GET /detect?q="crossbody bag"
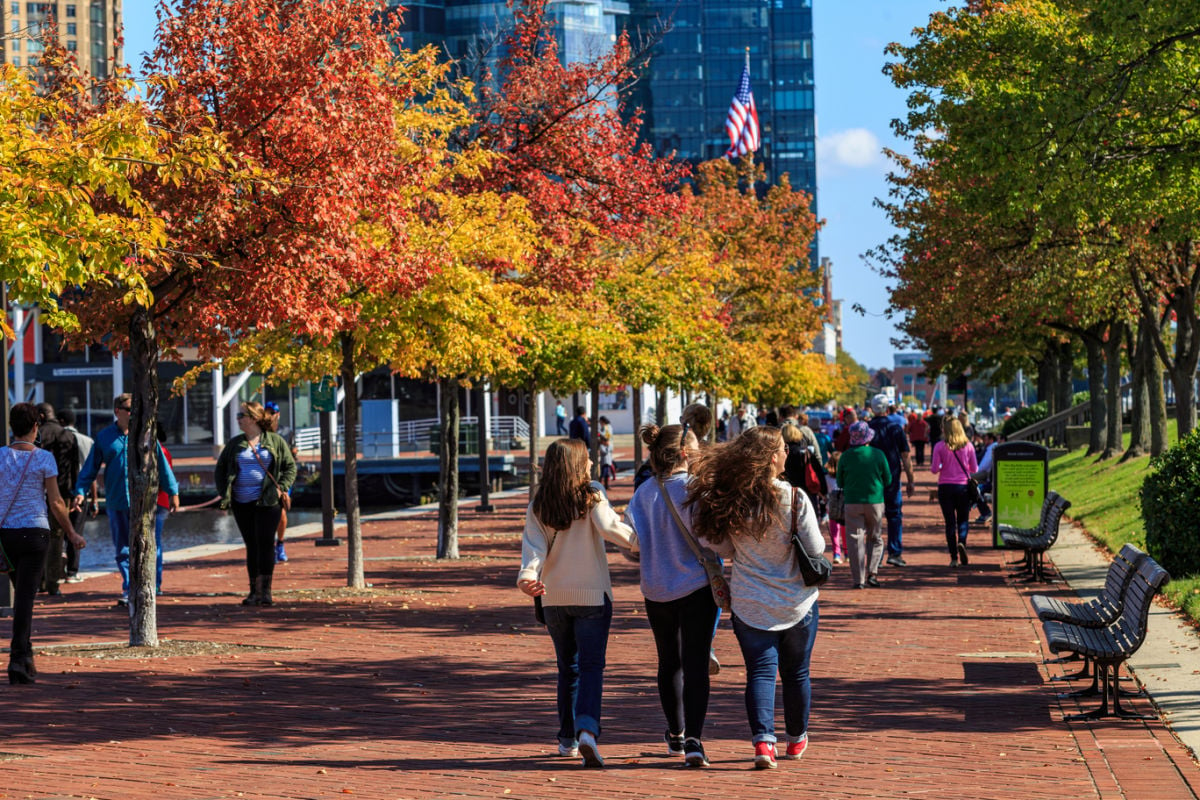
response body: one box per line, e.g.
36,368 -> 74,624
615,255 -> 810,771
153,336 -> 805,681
655,476 -> 731,612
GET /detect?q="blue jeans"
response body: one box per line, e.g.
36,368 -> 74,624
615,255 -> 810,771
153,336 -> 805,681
884,483 -> 904,557
733,604 -> 819,744
543,596 -> 612,747
108,507 -> 131,596
153,506 -> 168,591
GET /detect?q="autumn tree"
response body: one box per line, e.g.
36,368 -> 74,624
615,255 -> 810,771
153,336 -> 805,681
62,0 -> 444,639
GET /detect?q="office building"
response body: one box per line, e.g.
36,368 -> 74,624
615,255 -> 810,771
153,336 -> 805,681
2,0 -> 122,76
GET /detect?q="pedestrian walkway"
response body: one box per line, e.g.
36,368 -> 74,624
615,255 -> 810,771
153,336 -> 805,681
4,471 -> 1199,799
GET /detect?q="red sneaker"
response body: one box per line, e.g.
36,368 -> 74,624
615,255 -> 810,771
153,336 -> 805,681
782,736 -> 809,760
754,741 -> 777,770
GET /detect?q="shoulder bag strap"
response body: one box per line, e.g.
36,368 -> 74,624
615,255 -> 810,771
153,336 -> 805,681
655,476 -> 714,568
950,445 -> 970,476
249,437 -> 283,494
1,447 -> 37,528
791,485 -> 800,537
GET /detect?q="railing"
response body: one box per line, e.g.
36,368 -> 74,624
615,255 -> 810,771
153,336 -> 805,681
1007,402 -> 1091,447
294,415 -> 529,455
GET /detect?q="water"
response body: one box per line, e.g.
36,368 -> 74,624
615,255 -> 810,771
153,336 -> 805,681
75,508 -> 324,573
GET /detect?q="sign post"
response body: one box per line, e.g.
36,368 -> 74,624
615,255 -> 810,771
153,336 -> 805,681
989,441 -> 1049,548
311,378 -> 341,547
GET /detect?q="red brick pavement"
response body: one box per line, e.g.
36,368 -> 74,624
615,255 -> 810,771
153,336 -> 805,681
3,470 -> 1198,800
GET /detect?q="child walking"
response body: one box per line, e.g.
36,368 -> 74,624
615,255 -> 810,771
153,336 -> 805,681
824,451 -> 846,564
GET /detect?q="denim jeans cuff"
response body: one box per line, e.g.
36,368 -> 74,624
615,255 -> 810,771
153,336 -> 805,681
575,716 -> 600,739
785,732 -> 808,744
752,733 -> 777,745
559,735 -> 578,749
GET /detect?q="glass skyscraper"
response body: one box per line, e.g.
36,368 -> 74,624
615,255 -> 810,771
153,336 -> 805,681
624,0 -> 816,198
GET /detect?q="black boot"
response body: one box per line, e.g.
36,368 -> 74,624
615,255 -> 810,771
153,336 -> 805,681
8,656 -> 36,685
242,575 -> 258,606
257,574 -> 273,607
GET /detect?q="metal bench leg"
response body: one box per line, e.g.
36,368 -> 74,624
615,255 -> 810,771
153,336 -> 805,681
1065,664 -> 1112,720
1107,663 -> 1154,720
1050,655 -> 1091,682
1058,665 -> 1102,698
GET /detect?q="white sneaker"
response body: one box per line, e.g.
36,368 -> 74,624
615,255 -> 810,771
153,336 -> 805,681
557,742 -> 579,757
578,731 -> 604,768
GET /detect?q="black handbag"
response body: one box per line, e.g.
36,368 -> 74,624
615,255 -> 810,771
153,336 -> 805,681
791,487 -> 832,587
951,448 -> 982,502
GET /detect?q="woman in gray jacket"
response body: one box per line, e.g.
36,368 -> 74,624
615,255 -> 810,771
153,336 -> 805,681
686,426 -> 824,770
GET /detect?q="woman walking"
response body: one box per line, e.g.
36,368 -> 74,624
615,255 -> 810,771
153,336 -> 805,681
215,401 -> 297,606
624,423 -> 715,767
836,422 -> 891,590
930,417 -> 979,567
686,427 -> 825,769
2,403 -> 86,684
517,438 -> 637,768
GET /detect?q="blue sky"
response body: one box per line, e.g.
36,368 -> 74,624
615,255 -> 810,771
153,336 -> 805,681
118,1 -> 946,372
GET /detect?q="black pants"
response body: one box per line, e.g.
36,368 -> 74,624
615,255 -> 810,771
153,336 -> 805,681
1,527 -> 50,660
231,502 -> 283,582
65,507 -> 86,575
913,441 -> 926,466
937,484 -> 972,558
643,585 -> 719,740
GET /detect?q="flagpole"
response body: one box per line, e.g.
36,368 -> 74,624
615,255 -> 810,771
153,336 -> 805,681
745,46 -> 750,73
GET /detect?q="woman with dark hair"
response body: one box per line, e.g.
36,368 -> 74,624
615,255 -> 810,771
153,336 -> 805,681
215,401 -> 296,607
517,439 -> 636,768
2,402 -> 86,684
623,423 -> 714,767
686,427 -> 824,769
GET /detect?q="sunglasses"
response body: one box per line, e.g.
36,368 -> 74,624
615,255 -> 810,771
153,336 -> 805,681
236,412 -> 249,419
115,406 -> 132,412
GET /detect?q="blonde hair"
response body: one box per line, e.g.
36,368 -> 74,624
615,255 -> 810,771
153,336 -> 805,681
943,417 -> 970,450
240,402 -> 276,433
781,423 -> 804,444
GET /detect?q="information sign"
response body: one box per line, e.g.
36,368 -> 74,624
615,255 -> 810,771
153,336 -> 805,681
310,377 -> 338,413
990,442 -> 1048,548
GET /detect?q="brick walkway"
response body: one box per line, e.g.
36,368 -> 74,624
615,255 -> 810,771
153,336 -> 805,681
4,469 -> 1198,800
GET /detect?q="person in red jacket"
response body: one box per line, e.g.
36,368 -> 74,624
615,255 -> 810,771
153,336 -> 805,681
907,412 -> 929,467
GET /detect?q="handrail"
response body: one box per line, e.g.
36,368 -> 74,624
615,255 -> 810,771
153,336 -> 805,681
1007,401 -> 1091,447
293,415 -> 530,455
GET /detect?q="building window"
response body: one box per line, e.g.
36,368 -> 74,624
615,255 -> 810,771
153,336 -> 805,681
67,22 -> 76,35
66,3 -> 76,16
10,55 -> 18,65
66,39 -> 76,50
9,2 -> 16,14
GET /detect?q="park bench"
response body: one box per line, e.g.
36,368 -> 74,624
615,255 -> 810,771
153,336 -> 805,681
1042,555 -> 1170,720
1000,491 -> 1071,582
1031,543 -> 1150,684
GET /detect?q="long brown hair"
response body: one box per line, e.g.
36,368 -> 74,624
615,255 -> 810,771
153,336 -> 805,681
641,423 -> 695,478
532,438 -> 600,530
685,426 -> 783,545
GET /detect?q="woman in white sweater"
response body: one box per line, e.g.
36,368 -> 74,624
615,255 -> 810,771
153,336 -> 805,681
518,438 -> 637,769
686,426 -> 824,770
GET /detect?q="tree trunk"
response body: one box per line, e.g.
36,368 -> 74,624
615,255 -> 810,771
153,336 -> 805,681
631,385 -> 643,469
1123,319 -> 1149,461
339,333 -> 364,587
1100,323 -> 1124,460
1055,338 -> 1074,414
1037,345 -> 1056,411
589,379 -> 601,480
656,386 -> 667,426
528,379 -> 540,495
127,306 -> 159,647
437,377 -> 460,559
1147,318 -> 1169,456
1082,329 -> 1106,455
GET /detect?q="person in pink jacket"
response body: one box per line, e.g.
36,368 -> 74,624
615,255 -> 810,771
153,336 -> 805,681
929,417 -> 978,567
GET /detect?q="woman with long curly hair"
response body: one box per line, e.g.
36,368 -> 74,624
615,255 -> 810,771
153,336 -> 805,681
517,438 -> 636,769
685,426 -> 824,769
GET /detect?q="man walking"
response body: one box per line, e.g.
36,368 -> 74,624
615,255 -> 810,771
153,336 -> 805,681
71,394 -> 180,607
58,408 -> 95,582
568,406 -> 591,449
555,401 -> 568,436
867,394 -> 915,569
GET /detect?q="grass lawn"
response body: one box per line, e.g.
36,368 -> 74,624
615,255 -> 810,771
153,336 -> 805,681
1050,423 -> 1200,625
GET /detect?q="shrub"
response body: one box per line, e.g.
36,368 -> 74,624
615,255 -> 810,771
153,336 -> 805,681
1140,429 -> 1200,579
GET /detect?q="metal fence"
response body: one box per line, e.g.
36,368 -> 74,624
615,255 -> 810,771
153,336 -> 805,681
294,415 -> 530,455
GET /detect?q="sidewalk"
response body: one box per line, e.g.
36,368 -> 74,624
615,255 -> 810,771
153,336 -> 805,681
4,470 -> 1199,799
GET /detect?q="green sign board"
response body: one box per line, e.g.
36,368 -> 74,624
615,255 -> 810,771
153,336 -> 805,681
310,377 -> 338,413
991,442 -> 1049,547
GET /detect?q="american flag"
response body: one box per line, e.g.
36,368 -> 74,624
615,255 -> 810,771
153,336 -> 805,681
725,60 -> 760,158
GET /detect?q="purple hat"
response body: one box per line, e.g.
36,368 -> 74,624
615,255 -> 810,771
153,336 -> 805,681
848,421 -> 874,446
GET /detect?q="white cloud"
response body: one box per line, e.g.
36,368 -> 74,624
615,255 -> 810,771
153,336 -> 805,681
818,128 -> 883,169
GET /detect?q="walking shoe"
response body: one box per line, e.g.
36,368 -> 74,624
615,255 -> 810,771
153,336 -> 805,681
665,730 -> 685,756
275,541 -> 288,563
708,648 -> 721,676
115,596 -> 129,608
684,738 -> 709,767
578,731 -> 604,768
65,573 -> 84,584
557,742 -> 579,758
866,575 -> 881,588
852,582 -> 864,589
754,741 -> 777,770
950,559 -> 960,568
974,513 -> 992,526
781,736 -> 809,760
957,541 -> 970,566
886,556 -> 907,567
833,555 -> 843,564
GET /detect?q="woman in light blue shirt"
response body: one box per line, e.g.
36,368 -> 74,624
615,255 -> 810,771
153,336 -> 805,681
624,422 -> 714,767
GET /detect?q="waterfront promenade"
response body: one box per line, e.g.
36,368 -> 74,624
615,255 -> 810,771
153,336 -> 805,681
4,469 -> 1199,800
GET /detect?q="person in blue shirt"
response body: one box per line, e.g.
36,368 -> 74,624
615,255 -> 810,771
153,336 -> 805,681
568,406 -> 591,449
71,394 -> 180,608
971,432 -> 1001,525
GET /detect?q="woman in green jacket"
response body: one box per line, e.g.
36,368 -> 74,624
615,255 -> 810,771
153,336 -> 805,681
215,402 -> 297,606
835,422 -> 892,590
